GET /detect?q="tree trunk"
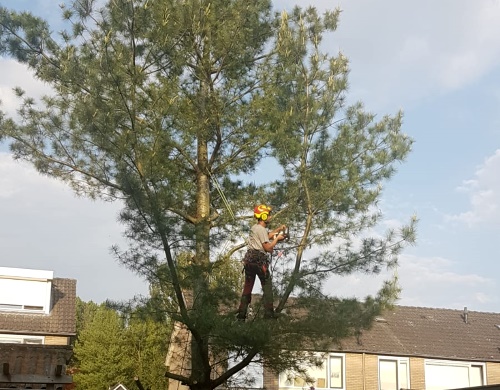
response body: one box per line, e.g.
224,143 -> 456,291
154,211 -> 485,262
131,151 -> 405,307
190,67 -> 212,383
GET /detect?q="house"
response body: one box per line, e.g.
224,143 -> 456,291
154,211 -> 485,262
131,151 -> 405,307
0,266 -> 76,389
167,304 -> 500,390
110,384 -> 129,390
270,305 -> 500,390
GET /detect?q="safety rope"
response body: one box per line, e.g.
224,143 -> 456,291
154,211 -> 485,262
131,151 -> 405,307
208,169 -> 245,260
208,170 -> 236,220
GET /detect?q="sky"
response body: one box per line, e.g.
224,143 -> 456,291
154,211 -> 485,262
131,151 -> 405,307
1,0 -> 500,312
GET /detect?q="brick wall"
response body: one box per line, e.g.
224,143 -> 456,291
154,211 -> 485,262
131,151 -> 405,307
265,353 -> 380,390
45,335 -> 70,345
345,353 -> 363,389
486,362 -> 500,385
255,353 -> 500,390
408,357 -> 425,390
363,354 -> 380,390
0,344 -> 73,387
263,366 -> 278,390
165,322 -> 191,390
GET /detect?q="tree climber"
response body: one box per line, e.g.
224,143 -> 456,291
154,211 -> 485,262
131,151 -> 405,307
236,204 -> 287,321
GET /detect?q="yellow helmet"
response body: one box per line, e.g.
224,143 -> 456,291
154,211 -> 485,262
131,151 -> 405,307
254,204 -> 272,221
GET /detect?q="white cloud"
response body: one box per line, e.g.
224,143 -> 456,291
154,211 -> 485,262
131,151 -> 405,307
325,253 -> 498,311
0,153 -> 62,197
274,0 -> 500,110
4,1 -> 500,115
396,254 -> 497,310
0,153 -> 149,303
399,255 -> 489,288
448,149 -> 500,227
0,59 -> 52,117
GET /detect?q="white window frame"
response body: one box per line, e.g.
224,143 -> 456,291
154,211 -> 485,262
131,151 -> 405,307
329,354 -> 344,389
0,334 -> 45,344
424,359 -> 486,390
279,353 -> 346,390
0,268 -> 53,314
378,356 -> 410,390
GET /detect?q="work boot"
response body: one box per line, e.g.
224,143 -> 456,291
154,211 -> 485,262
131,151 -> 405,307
264,309 -> 279,320
236,312 -> 246,322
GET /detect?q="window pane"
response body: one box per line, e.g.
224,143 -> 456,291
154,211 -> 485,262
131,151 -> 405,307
330,356 -> 343,388
0,279 -> 50,312
399,361 -> 409,389
279,372 -> 294,387
279,356 -> 329,389
470,365 -> 483,387
308,359 -> 327,388
23,338 -> 43,344
294,377 -> 306,387
380,360 -> 397,390
227,353 -> 263,388
0,334 -> 43,344
425,363 -> 469,390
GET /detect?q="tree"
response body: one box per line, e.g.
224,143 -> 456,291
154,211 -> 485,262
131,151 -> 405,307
72,300 -> 170,390
125,316 -> 171,390
0,1 -> 415,390
73,303 -> 134,389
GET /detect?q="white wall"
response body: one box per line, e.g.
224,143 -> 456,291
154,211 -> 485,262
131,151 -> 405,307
0,267 -> 53,314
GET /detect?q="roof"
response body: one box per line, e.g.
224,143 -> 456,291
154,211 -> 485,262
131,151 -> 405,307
335,305 -> 500,362
0,278 -> 76,336
111,384 -> 129,390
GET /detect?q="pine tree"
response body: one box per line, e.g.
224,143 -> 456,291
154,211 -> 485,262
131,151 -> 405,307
0,2 -> 416,390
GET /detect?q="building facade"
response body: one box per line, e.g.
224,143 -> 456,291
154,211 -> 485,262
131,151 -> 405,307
265,306 -> 500,390
167,304 -> 500,390
0,267 -> 76,389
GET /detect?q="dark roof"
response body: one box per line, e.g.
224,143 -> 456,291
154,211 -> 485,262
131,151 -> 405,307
335,305 -> 500,362
0,278 -> 76,336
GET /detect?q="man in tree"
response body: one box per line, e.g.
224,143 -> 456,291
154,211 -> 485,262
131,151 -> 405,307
0,1 -> 417,389
237,204 -> 287,321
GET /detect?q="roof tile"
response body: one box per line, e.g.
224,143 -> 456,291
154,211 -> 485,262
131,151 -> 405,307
336,306 -> 500,361
0,278 -> 76,336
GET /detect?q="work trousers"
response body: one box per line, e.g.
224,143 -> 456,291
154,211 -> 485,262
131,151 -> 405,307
237,250 -> 274,319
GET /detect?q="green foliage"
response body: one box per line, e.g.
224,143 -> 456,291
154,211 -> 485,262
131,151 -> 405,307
74,304 -> 134,389
75,297 -> 99,335
0,1 -> 416,390
73,300 -> 169,390
126,317 -> 171,390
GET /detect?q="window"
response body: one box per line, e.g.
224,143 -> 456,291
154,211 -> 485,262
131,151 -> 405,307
0,334 -> 44,344
425,360 -> 485,390
379,357 -> 409,390
279,354 -> 345,390
226,353 -> 263,388
469,365 -> 484,387
0,268 -> 53,314
329,355 -> 343,388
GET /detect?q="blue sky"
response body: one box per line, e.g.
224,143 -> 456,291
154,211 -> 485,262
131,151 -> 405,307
1,0 -> 500,312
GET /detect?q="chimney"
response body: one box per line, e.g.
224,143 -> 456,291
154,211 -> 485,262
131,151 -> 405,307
463,306 -> 468,324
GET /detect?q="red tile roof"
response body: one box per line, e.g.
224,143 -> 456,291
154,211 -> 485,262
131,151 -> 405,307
0,278 -> 76,336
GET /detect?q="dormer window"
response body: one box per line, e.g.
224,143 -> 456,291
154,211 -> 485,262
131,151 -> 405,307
0,267 -> 53,314
0,334 -> 44,344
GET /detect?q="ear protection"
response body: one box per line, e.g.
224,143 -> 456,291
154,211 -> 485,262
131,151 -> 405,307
254,204 -> 272,221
